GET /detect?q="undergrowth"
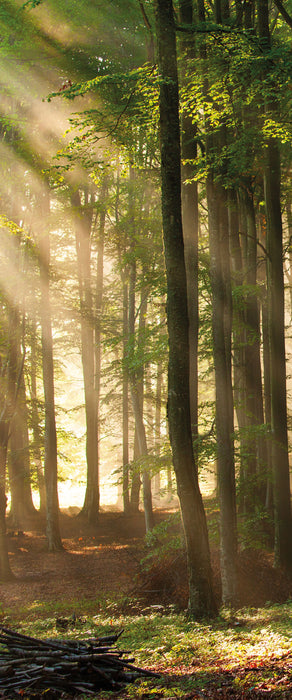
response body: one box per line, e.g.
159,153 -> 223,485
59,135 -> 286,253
3,599 -> 292,698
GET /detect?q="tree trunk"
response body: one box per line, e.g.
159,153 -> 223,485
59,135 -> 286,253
29,319 -> 46,513
179,0 -> 199,450
257,0 -> 292,570
39,189 -> 62,552
9,375 -> 36,529
129,282 -> 154,531
0,439 -> 13,580
265,140 -> 292,569
154,361 -> 163,500
128,242 -> 141,513
207,170 -> 237,606
229,189 -> 246,512
122,281 -> 130,513
94,179 -> 107,514
72,189 -> 99,525
114,165 -> 131,513
0,302 -> 22,580
155,0 -> 217,617
241,188 -> 267,511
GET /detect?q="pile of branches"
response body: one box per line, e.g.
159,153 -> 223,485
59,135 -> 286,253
0,625 -> 158,697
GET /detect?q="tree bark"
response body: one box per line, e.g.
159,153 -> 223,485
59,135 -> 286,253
207,171 -> 237,606
72,189 -> 99,525
257,0 -> 292,570
122,281 -> 130,512
9,375 -> 36,529
265,140 -> 292,569
94,178 -> 107,516
0,439 -> 13,580
155,0 -> 217,617
179,0 -> 199,451
240,188 -> 267,512
154,361 -> 163,500
29,319 -> 46,513
39,189 -> 63,552
128,237 -> 141,513
129,280 -> 154,531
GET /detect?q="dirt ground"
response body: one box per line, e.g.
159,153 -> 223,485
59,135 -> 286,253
1,510 -> 147,617
1,508 -> 292,619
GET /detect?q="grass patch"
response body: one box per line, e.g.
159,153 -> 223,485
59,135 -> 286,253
3,599 -> 292,698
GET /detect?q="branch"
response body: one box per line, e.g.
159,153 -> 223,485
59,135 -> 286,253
138,1 -> 155,62
273,0 -> 292,29
138,1 -> 152,32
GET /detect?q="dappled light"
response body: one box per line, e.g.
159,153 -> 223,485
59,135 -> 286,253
0,0 -> 292,697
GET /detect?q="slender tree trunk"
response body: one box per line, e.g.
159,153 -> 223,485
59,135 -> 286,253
122,281 -> 130,512
207,169 -> 237,606
39,189 -> 62,552
0,303 -> 22,579
265,141 -> 292,569
72,189 -> 99,525
9,387 -> 35,528
0,438 -> 13,580
179,0 -> 199,450
94,179 -> 107,515
155,0 -> 217,617
114,165 -> 131,513
229,189 -> 246,511
241,189 -> 267,510
29,320 -> 46,513
128,244 -> 141,512
129,285 -> 154,531
258,0 -> 292,570
154,361 -> 163,500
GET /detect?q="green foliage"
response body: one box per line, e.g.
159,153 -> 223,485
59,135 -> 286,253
23,0 -> 42,7
142,511 -> 183,568
179,30 -> 292,191
6,602 -> 292,699
50,64 -> 160,170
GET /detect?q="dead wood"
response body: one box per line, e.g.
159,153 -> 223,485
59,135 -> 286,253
0,625 -> 159,696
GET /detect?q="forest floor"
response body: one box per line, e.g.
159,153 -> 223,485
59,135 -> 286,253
1,507 -> 292,699
2,506 -> 292,616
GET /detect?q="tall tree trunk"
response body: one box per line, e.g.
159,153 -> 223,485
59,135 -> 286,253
154,361 -> 163,500
229,189 -> 246,512
114,164 -> 131,513
94,179 -> 107,515
155,0 -> 217,617
39,189 -> 62,552
129,282 -> 154,531
265,141 -> 292,569
72,189 -> 99,525
128,243 -> 141,512
258,0 -> 292,570
179,0 -> 199,450
0,302 -> 23,580
9,375 -> 36,529
0,438 -> 12,580
29,319 -> 46,513
207,169 -> 237,606
241,188 -> 267,511
122,281 -> 130,512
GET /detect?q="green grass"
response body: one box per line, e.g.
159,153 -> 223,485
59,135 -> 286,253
3,599 -> 292,698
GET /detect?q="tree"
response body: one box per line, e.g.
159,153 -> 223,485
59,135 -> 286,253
38,187 -> 63,552
154,0 -> 217,617
257,0 -> 292,570
71,186 -> 99,525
